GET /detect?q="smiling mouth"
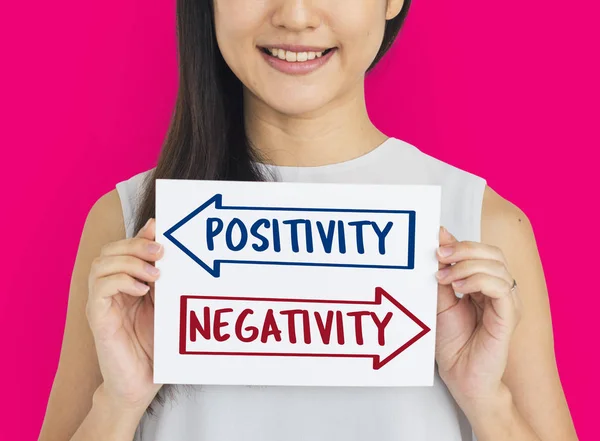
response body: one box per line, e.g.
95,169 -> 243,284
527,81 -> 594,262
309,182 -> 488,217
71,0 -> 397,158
259,46 -> 336,62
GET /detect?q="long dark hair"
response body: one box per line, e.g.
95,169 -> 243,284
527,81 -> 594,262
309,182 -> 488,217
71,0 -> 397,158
138,0 -> 412,414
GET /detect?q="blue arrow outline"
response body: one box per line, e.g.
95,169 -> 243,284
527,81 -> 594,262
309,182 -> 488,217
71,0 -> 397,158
163,194 -> 416,278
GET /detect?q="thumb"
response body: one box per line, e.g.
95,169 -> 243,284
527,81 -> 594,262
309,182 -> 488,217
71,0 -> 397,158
438,225 -> 458,251
136,218 -> 158,303
436,226 -> 459,315
136,218 -> 156,240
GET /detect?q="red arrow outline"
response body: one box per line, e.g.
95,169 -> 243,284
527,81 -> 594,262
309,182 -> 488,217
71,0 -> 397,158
179,287 -> 431,370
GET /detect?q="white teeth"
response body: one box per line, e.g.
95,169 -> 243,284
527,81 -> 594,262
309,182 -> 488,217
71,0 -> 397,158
264,47 -> 330,62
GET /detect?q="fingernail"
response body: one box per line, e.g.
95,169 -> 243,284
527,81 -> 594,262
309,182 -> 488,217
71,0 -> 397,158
441,226 -> 454,239
437,246 -> 454,257
148,242 -> 162,254
135,281 -> 150,292
436,268 -> 450,279
145,263 -> 160,276
452,279 -> 465,287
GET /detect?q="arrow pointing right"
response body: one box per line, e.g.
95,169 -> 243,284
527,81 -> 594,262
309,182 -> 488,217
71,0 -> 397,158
180,287 -> 431,370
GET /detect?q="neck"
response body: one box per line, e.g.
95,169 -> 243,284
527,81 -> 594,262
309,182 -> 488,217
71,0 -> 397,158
243,80 -> 389,167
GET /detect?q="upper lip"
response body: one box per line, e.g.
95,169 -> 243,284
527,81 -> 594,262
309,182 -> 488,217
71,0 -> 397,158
259,44 -> 334,52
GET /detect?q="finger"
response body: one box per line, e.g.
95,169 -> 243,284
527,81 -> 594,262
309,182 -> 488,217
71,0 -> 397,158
467,292 -> 486,320
99,237 -> 163,262
510,283 -> 523,324
449,273 -> 514,299
87,273 -> 152,329
91,254 -> 161,285
438,225 -> 458,250
148,281 -> 156,306
435,258 -> 513,287
437,226 -> 459,271
93,273 -> 151,300
437,240 -> 506,266
99,219 -> 162,260
453,273 -> 518,326
137,217 -> 156,239
437,226 -> 460,315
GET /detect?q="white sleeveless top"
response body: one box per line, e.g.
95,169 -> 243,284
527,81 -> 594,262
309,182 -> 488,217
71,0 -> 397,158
115,137 -> 486,441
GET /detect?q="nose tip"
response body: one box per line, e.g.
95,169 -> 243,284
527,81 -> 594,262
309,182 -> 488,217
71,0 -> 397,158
272,0 -> 321,31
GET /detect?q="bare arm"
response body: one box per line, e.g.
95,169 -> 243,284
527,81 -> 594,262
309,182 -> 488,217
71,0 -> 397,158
38,189 -> 143,440
69,384 -> 145,441
480,185 -> 578,440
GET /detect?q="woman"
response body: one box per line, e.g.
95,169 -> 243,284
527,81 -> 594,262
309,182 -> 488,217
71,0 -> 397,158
39,1 -> 578,440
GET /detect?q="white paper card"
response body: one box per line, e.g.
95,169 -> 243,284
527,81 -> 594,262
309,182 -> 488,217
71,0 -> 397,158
154,179 -> 441,387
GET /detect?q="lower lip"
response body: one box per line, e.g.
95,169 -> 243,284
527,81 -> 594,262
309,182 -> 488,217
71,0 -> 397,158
259,48 -> 337,75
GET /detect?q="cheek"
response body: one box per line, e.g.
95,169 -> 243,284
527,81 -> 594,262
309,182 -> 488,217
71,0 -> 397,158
338,28 -> 386,73
331,7 -> 387,68
213,1 -> 264,54
214,0 -> 269,76
213,21 -> 259,84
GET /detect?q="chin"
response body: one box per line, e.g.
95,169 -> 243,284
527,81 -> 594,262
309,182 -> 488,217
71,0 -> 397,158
263,93 -> 333,117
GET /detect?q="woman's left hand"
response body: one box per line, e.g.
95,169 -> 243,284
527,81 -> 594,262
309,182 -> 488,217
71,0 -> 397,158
434,226 -> 522,409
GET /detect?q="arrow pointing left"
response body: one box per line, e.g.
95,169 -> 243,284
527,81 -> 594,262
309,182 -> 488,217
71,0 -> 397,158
163,193 -> 416,277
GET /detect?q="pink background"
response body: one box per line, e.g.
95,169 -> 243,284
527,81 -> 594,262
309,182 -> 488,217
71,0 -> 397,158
1,1 -> 597,439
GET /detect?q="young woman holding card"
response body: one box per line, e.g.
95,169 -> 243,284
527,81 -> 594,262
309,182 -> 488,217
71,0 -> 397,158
39,1 -> 577,440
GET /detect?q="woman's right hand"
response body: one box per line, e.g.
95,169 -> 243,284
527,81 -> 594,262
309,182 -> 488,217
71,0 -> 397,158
86,217 -> 163,410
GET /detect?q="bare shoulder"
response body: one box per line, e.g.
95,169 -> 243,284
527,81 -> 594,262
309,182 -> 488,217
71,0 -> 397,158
86,188 -> 126,238
38,188 -> 126,440
481,185 -> 534,249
